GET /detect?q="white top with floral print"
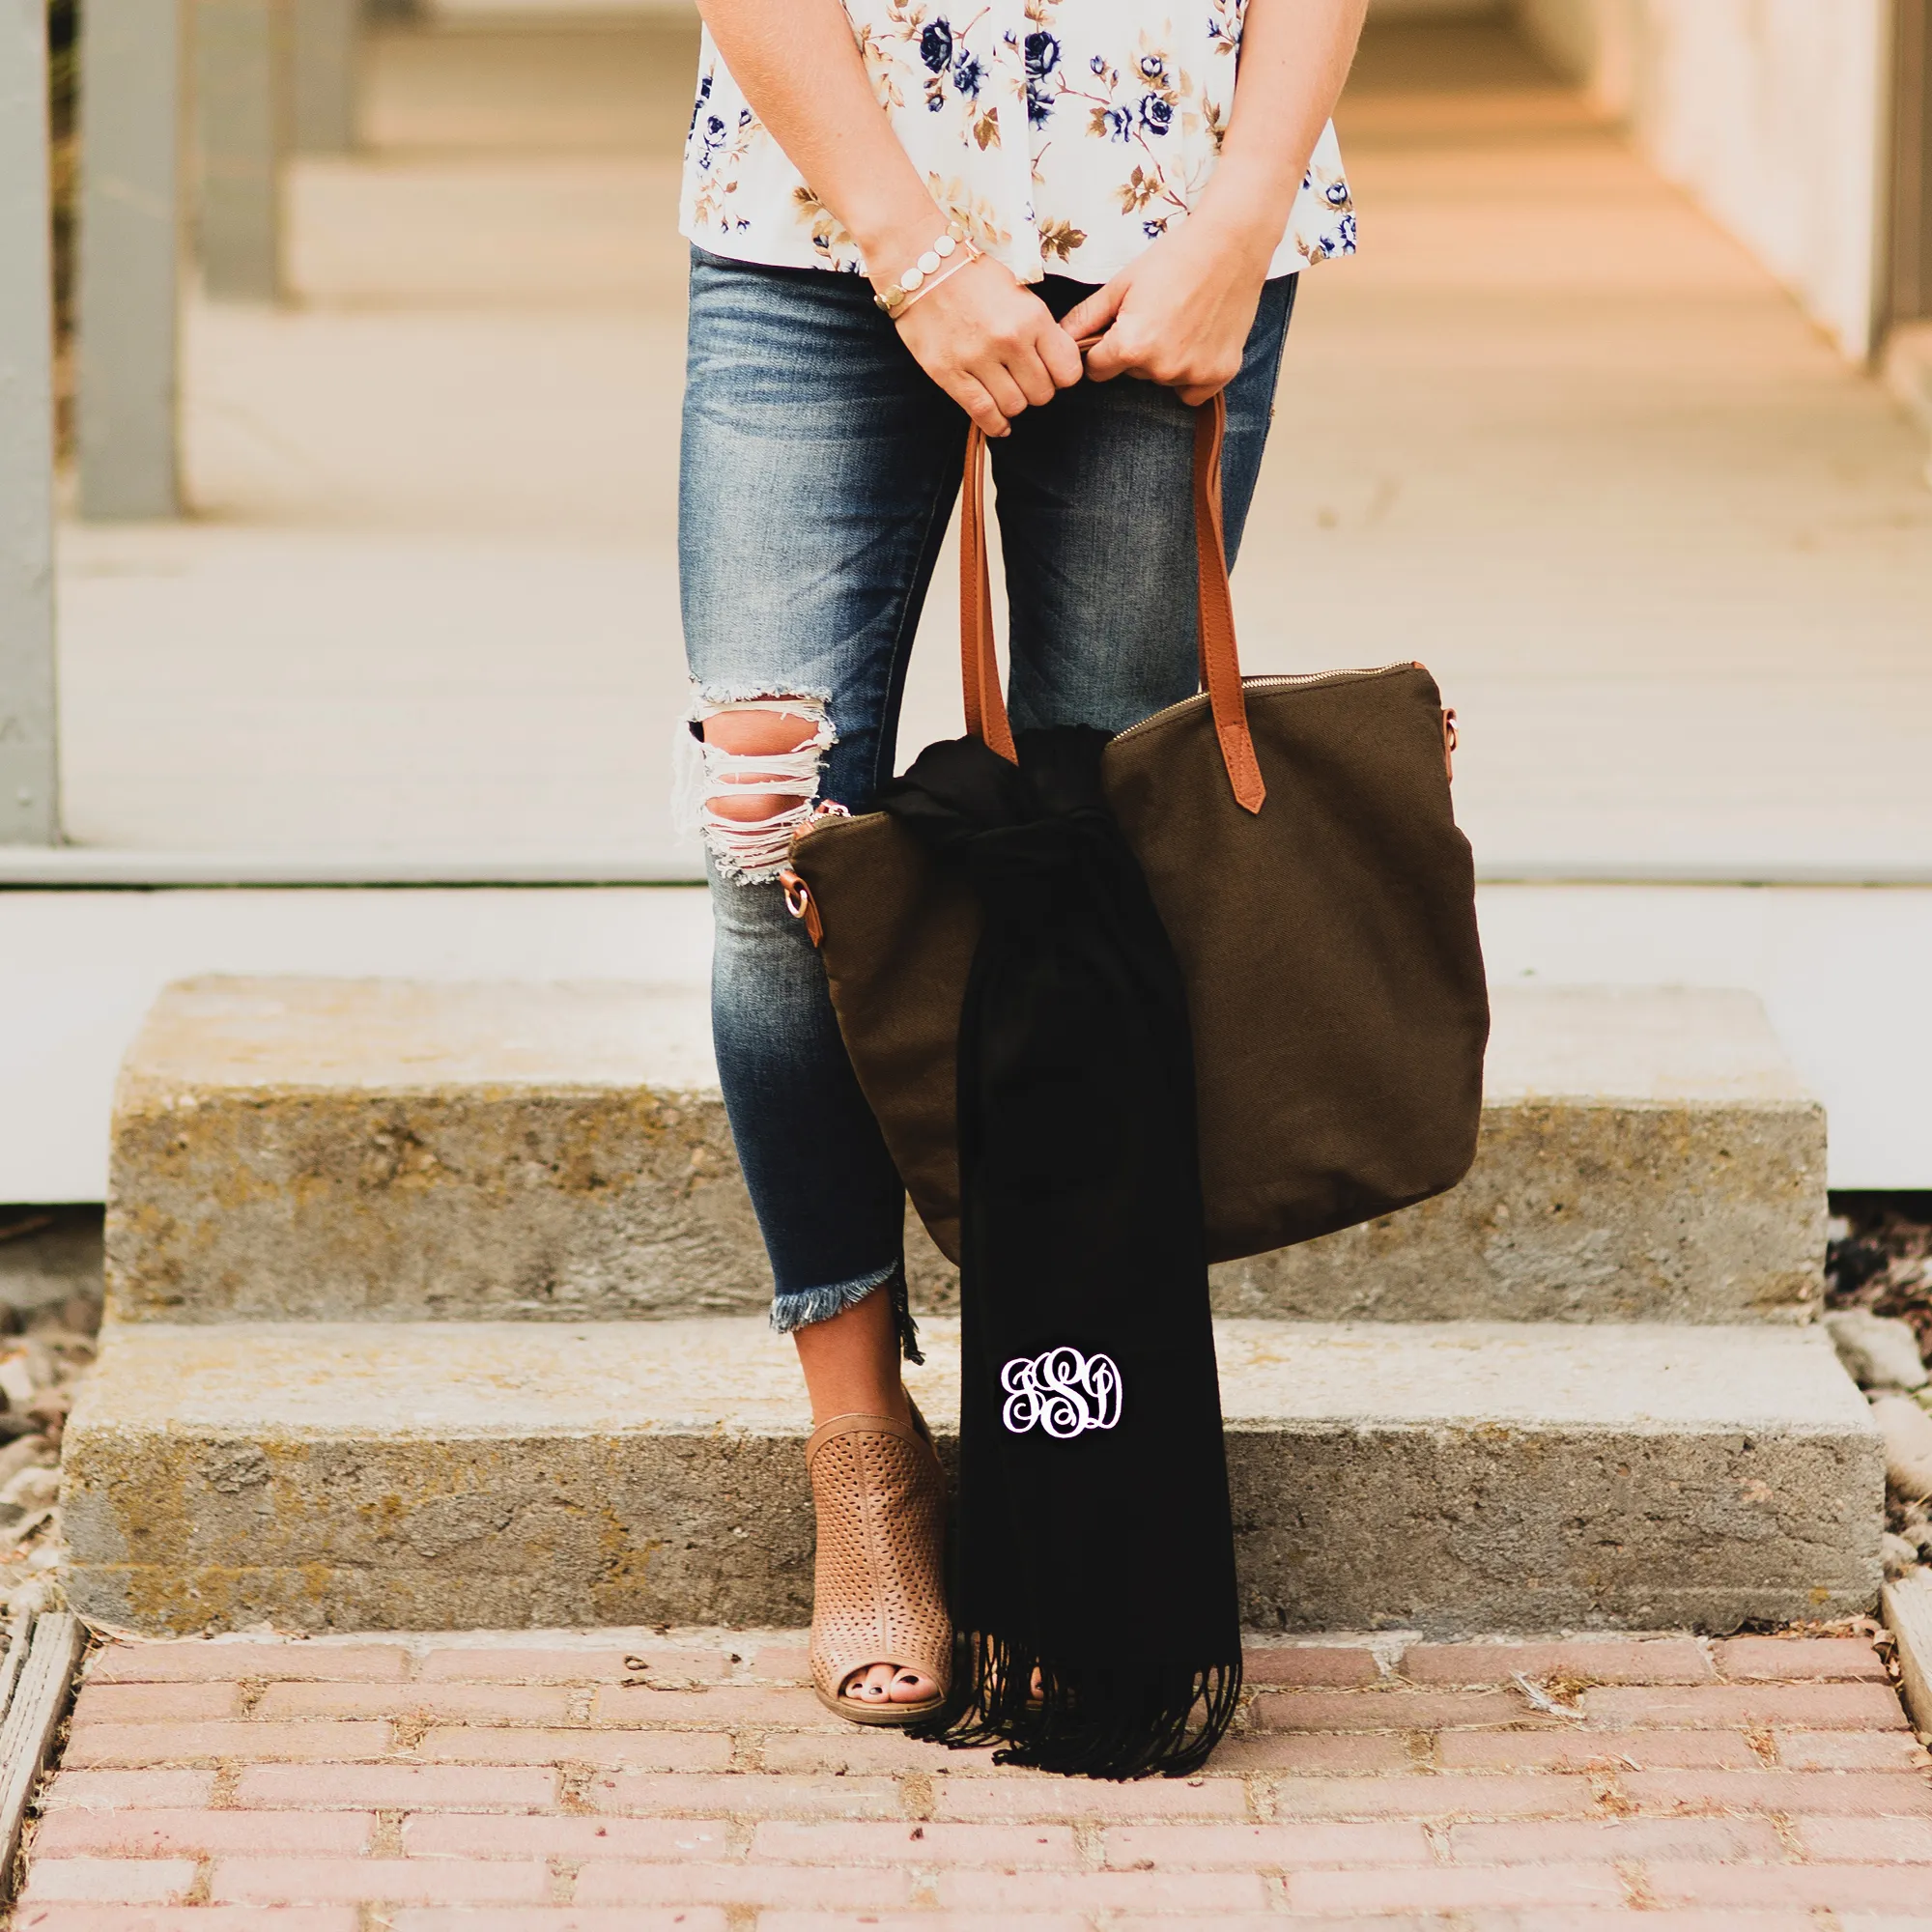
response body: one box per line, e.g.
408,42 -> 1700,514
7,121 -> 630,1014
679,2 -> 1355,286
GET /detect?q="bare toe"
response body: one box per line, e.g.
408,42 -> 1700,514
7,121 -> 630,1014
843,1662 -> 895,1702
887,1668 -> 934,1704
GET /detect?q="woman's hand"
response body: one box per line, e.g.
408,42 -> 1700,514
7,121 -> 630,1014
691,0 -> 1080,435
1062,210 -> 1274,406
894,254 -> 1085,437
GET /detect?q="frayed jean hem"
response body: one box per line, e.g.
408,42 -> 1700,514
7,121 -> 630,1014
770,1261 -> 922,1364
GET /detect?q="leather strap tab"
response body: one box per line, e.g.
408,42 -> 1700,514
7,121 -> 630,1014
1191,399 -> 1266,813
957,393 -> 1264,810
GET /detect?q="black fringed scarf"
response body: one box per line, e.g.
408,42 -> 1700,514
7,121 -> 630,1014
881,725 -> 1242,1779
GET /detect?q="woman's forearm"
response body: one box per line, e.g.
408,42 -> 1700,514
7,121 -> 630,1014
696,0 -> 947,276
1197,0 -> 1368,265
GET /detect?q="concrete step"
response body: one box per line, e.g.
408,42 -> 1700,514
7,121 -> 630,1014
108,978 -> 1825,1325
63,1316 -> 1878,1636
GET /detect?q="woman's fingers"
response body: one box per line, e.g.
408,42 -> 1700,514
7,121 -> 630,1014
1064,277 -> 1128,378
949,337 -> 1067,432
973,359 -> 1033,425
1061,277 -> 1126,346
1009,341 -> 1062,410
1037,318 -> 1086,389
894,257 -> 1090,422
1086,321 -> 1240,397
949,372 -> 1011,438
1081,326 -> 1138,383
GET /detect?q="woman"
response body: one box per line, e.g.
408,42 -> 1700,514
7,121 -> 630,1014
677,0 -> 1366,1729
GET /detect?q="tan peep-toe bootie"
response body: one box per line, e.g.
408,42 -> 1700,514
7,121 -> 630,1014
806,1406 -> 951,1725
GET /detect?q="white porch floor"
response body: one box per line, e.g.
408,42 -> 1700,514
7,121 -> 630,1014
41,16 -> 1932,878
9,15 -> 1932,1197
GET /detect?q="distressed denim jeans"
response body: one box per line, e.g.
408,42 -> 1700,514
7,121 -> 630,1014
679,245 -> 1296,1338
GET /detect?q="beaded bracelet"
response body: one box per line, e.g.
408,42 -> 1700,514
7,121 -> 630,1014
872,221 -> 971,314
890,242 -> 981,319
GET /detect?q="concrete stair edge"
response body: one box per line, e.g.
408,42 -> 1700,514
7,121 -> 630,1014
104,977 -> 1829,1326
63,1316 -> 1881,1638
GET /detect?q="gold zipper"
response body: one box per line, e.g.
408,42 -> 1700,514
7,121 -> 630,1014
782,799 -> 853,896
788,662 -> 1427,859
1108,660 -> 1422,747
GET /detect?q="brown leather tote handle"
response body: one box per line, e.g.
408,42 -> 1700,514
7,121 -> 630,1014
958,391 -> 1266,813
959,402 -> 1018,764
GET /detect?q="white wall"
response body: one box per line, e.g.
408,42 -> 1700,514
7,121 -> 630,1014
1514,0 -> 1892,361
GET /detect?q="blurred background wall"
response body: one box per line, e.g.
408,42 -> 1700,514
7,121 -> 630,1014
1377,0 -> 1897,359
1519,0 -> 1893,358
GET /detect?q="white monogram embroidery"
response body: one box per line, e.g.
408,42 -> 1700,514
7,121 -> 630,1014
1000,1347 -> 1123,1439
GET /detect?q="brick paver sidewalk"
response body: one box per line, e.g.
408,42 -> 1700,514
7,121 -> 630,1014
11,1628 -> 1932,1928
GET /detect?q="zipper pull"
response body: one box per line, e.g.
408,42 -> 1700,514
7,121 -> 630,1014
1442,708 -> 1458,783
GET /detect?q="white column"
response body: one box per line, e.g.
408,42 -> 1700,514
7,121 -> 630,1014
196,0 -> 288,301
76,0 -> 184,520
1891,0 -> 1932,324
0,0 -> 60,841
292,0 -> 357,155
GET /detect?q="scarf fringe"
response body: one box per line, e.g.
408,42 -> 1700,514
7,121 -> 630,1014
913,1630 -> 1243,1780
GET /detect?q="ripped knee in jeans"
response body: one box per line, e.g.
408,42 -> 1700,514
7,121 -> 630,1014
674,691 -> 837,884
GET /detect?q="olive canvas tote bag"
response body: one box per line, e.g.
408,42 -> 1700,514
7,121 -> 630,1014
781,396 -> 1489,1267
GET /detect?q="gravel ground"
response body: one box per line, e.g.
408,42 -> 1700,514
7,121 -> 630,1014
1829,1193 -> 1932,1351
1826,1195 -> 1932,1580
0,1208 -> 102,1625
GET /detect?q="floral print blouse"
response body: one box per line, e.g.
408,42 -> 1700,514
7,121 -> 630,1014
679,1 -> 1355,286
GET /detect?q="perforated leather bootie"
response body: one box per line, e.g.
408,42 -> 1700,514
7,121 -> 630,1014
805,1405 -> 951,1725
